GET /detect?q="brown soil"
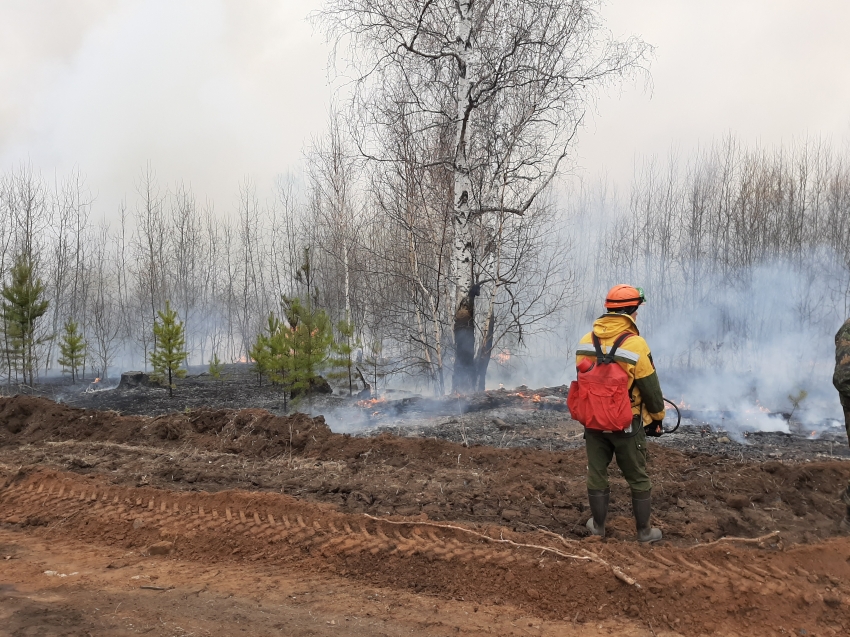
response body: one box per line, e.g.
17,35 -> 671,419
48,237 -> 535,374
2,395 -> 850,636
2,395 -> 848,544
0,528 -> 653,637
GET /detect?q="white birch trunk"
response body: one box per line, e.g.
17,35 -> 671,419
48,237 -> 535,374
451,0 -> 476,393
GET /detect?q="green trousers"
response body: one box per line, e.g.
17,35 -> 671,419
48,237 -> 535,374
585,422 -> 651,494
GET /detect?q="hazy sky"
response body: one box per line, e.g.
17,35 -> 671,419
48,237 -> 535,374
1,0 -> 849,219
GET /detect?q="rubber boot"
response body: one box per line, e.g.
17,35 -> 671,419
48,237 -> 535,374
632,491 -> 662,543
585,489 -> 609,537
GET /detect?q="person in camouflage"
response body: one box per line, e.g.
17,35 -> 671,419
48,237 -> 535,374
833,318 -> 850,531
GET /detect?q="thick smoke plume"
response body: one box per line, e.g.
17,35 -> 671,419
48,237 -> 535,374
551,138 -> 850,435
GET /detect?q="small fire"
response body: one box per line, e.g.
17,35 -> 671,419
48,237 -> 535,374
513,391 -> 542,402
84,377 -> 103,394
356,397 -> 387,409
496,350 -> 511,364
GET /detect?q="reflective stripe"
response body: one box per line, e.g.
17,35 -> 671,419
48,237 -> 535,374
576,344 -> 640,364
615,348 -> 640,363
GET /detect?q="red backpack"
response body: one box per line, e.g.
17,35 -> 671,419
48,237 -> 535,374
567,333 -> 634,432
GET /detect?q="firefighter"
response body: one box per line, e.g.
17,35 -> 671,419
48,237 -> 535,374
576,284 -> 666,543
833,317 -> 850,531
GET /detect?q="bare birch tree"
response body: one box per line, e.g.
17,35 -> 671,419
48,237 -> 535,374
319,0 -> 650,391
86,224 -> 121,379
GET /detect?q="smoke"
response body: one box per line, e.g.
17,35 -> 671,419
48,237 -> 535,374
539,174 -> 850,437
646,259 -> 844,437
0,0 -> 331,215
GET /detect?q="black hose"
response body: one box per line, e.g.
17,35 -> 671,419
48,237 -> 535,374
662,397 -> 681,434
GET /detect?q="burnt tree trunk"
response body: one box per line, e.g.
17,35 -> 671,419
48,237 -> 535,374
453,291 -> 476,393
475,309 -> 496,392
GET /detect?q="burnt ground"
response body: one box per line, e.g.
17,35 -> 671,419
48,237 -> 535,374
12,362 -> 850,461
1,369 -> 850,636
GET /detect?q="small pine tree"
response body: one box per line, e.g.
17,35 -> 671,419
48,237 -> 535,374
788,389 -> 808,419
249,313 -> 278,387
267,316 -> 295,408
208,352 -> 224,381
329,319 -> 360,396
1,255 -> 50,385
57,318 -> 86,383
150,301 -> 188,397
282,296 -> 334,399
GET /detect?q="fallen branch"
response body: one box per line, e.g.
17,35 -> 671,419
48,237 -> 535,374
612,567 -> 638,586
139,585 -> 172,591
537,527 -> 580,545
685,530 -> 781,550
362,513 -> 591,562
361,514 -> 640,587
537,528 -> 642,586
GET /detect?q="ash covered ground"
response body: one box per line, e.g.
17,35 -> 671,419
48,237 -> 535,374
20,362 -> 850,463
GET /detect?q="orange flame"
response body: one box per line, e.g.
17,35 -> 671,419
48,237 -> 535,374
511,391 -> 544,403
93,378 -> 100,384
356,397 -> 387,408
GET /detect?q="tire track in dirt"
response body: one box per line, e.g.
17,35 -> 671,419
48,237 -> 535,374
0,469 -> 538,575
1,472 -> 548,573
2,468 -> 849,635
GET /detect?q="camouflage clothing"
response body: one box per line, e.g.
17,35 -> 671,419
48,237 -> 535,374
835,318 -> 850,410
834,318 -> 850,528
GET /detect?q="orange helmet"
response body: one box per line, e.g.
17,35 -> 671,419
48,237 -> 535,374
604,284 -> 646,310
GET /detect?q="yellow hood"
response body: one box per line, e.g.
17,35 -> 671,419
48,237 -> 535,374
591,313 -> 640,340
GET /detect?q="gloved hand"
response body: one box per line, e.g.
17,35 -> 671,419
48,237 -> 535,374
644,420 -> 664,437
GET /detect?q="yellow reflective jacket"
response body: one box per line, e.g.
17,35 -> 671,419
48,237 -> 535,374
575,313 -> 666,424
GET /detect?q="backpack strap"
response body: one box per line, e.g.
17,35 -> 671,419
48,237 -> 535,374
591,334 -> 605,364
591,332 -> 634,364
612,332 -> 638,406
608,332 -> 634,359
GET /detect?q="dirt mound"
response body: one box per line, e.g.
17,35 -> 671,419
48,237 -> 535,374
2,468 -> 849,636
0,395 -> 332,458
2,395 -> 849,545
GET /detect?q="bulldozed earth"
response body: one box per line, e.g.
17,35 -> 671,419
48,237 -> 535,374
1,392 -> 850,636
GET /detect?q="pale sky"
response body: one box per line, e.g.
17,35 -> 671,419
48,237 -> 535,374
1,0 -> 849,218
